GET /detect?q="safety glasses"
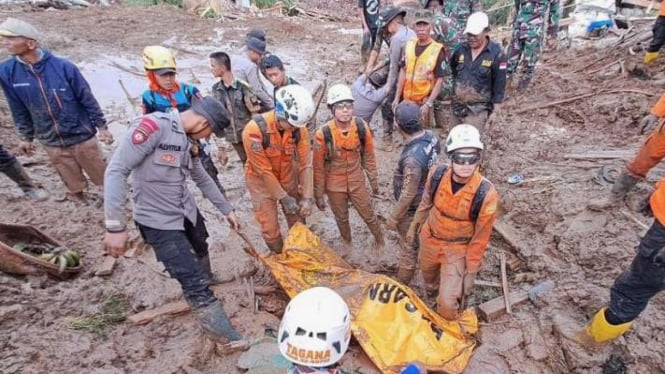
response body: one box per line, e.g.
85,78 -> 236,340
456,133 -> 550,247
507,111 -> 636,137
334,102 -> 354,110
450,152 -> 481,165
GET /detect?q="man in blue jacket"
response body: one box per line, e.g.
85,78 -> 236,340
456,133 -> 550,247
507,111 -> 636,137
0,18 -> 112,201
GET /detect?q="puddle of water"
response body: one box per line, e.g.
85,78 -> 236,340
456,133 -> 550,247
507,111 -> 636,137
77,34 -> 326,139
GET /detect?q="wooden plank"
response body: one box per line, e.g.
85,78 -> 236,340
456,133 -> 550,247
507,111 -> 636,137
94,256 -> 116,276
128,300 -> 190,325
493,219 -> 528,260
127,285 -> 277,325
477,289 -> 529,322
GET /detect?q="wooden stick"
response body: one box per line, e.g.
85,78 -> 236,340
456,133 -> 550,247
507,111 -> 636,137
109,61 -> 145,77
588,59 -> 624,75
118,79 -> 137,107
500,252 -> 512,314
515,89 -> 655,114
475,279 -> 502,288
620,210 -> 650,231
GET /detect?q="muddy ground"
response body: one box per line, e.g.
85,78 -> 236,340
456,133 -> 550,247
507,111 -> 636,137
1,3 -> 664,374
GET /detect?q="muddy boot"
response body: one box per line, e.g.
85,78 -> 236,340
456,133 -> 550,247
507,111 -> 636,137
588,172 -> 639,211
193,301 -> 242,343
3,161 -> 48,201
200,255 -> 231,285
266,238 -> 284,254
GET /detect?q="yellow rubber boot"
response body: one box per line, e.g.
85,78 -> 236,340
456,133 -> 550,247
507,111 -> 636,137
644,51 -> 659,64
583,308 -> 632,344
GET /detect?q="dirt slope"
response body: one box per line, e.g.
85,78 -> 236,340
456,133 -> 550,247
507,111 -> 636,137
0,4 -> 664,374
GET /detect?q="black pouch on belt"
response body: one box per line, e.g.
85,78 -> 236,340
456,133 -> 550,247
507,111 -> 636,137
452,103 -> 469,117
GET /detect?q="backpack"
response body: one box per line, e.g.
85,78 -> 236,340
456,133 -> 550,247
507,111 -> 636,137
253,114 -> 301,149
321,117 -> 368,161
429,164 -> 491,221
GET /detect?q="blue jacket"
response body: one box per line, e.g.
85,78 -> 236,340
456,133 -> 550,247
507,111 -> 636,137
0,49 -> 107,147
141,83 -> 201,114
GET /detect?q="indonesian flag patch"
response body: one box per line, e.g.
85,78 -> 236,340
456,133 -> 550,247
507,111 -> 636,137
499,61 -> 508,70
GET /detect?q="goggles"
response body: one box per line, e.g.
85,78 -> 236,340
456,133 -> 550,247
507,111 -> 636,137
450,152 -> 481,165
334,102 -> 353,110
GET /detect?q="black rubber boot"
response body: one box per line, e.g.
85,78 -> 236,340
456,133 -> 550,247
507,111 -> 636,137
3,161 -> 48,201
588,172 -> 639,211
200,255 -> 229,285
193,301 -> 242,342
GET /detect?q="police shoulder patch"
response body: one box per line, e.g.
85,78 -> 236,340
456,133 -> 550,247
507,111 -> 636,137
132,117 -> 160,145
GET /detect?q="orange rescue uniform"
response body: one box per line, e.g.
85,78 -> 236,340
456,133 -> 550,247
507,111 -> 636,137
403,39 -> 445,104
242,111 -> 313,249
313,118 -> 382,245
415,166 -> 499,320
627,93 -> 665,179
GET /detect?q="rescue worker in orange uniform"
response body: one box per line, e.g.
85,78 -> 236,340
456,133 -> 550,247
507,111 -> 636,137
580,174 -> 665,345
406,124 -> 499,320
589,92 -> 665,210
242,85 -> 315,253
393,9 -> 447,127
313,84 -> 385,253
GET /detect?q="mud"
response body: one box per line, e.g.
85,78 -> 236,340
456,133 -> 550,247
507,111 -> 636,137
1,3 -> 665,374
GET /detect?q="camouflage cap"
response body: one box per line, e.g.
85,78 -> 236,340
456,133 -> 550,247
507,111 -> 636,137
376,6 -> 407,29
414,9 -> 433,24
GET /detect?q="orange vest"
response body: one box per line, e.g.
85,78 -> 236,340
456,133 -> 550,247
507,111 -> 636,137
315,119 -> 368,193
403,39 -> 444,103
659,1 -> 665,16
651,180 -> 665,224
426,168 -> 485,244
243,111 -> 310,196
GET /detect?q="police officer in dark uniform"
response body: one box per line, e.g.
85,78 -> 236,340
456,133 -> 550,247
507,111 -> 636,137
385,101 -> 440,284
103,97 -> 243,343
450,12 -> 507,134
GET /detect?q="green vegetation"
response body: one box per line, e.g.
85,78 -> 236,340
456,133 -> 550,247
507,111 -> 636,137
70,294 -> 130,340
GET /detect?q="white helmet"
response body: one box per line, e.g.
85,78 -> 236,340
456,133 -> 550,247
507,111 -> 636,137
275,84 -> 315,128
327,84 -> 354,106
278,287 -> 351,368
446,124 -> 484,153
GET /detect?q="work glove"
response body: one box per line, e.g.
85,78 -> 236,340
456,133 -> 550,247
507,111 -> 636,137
644,51 -> 659,64
280,196 -> 298,215
462,271 -> 477,296
315,196 -> 326,211
639,114 -> 661,134
299,198 -> 313,217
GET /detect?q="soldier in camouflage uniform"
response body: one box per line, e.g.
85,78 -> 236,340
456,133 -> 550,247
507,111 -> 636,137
425,0 -> 462,136
442,0 -> 483,33
507,0 -> 560,91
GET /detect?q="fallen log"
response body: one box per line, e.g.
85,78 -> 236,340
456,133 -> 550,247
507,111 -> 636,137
563,149 -> 637,160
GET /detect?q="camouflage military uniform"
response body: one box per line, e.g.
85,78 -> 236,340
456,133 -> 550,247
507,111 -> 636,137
441,0 -> 483,32
431,12 -> 461,134
507,0 -> 561,90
